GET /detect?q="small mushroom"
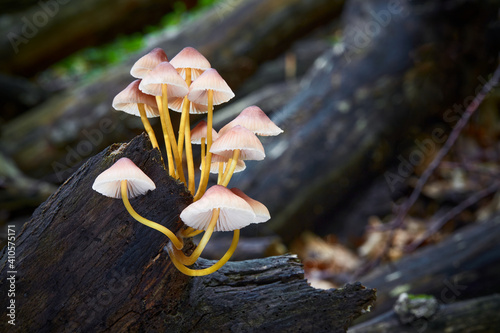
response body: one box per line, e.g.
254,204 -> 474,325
209,125 -> 265,188
130,48 -> 169,79
112,80 -> 160,150
230,188 -> 270,223
188,69 -> 235,198
219,105 -> 284,136
92,157 -> 183,249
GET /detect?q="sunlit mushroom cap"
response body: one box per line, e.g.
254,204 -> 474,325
130,48 -> 169,79
170,46 -> 211,80
190,120 -> 219,144
92,157 -> 156,199
112,80 -> 159,117
206,154 -> 246,174
168,96 -> 208,114
139,62 -> 189,97
180,185 -> 255,231
187,69 -> 235,105
230,188 -> 270,223
210,125 -> 265,160
219,106 -> 283,136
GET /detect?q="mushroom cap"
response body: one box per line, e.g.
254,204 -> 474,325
130,48 -> 169,79
210,125 -> 265,161
230,188 -> 270,223
187,69 -> 235,105
180,185 -> 255,231
219,106 -> 284,136
168,96 -> 208,114
92,157 -> 156,199
170,46 -> 211,80
190,120 -> 219,144
139,62 -> 189,97
206,154 -> 246,174
112,80 -> 160,117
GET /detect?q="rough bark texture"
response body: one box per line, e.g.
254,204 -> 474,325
231,0 -> 500,242
349,294 -> 500,333
0,0 -> 345,183
356,216 -> 500,322
0,134 -> 375,332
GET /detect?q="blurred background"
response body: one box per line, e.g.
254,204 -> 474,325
1,0 -> 500,327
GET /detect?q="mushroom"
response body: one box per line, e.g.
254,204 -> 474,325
139,62 -> 189,181
230,188 -> 270,223
168,185 -> 255,276
130,48 -> 168,79
187,69 -> 235,199
92,157 -> 183,249
219,105 -> 284,137
209,125 -> 265,188
112,80 -> 160,150
208,154 -> 246,184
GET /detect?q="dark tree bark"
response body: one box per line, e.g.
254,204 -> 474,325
349,294 -> 500,333
231,0 -> 500,242
0,134 -> 375,333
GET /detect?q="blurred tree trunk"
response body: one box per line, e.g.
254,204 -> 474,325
0,134 -> 375,332
233,0 -> 500,242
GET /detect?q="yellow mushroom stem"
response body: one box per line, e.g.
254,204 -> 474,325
177,68 -> 192,156
185,112 -> 195,194
217,162 -> 224,184
167,229 -> 240,276
161,83 -> 186,183
172,208 -> 219,265
194,138 -> 206,201
156,95 -> 175,177
220,149 -> 241,187
194,90 -> 214,199
180,227 -> 204,238
137,103 -> 160,150
120,180 -> 183,250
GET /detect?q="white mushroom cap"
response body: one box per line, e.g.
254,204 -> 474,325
130,48 -> 169,79
92,157 -> 156,199
170,46 -> 211,80
190,120 -> 219,144
168,96 -> 208,114
112,80 -> 159,117
210,125 -> 265,161
206,154 -> 246,174
180,185 -> 255,231
230,188 -> 270,223
187,69 -> 235,106
139,62 -> 189,97
219,106 -> 284,136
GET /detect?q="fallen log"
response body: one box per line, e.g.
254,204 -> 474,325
355,215 -> 500,322
349,294 -> 500,333
0,134 -> 375,332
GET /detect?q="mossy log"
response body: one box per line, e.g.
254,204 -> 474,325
232,0 -> 500,241
356,216 -> 500,323
349,294 -> 500,333
0,134 -> 375,333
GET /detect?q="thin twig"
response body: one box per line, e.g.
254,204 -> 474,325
405,180 -> 500,252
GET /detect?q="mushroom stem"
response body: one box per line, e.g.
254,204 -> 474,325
161,84 -> 186,183
217,162 -> 224,184
220,149 -> 241,187
120,180 -> 183,250
156,95 -> 175,177
173,208 -> 219,265
177,68 -> 192,156
167,229 -> 240,276
137,103 -> 160,150
194,138 -> 206,201
185,112 -> 195,194
195,89 -> 214,199
180,226 -> 203,238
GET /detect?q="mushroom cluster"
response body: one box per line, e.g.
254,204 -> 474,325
93,47 -> 282,276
